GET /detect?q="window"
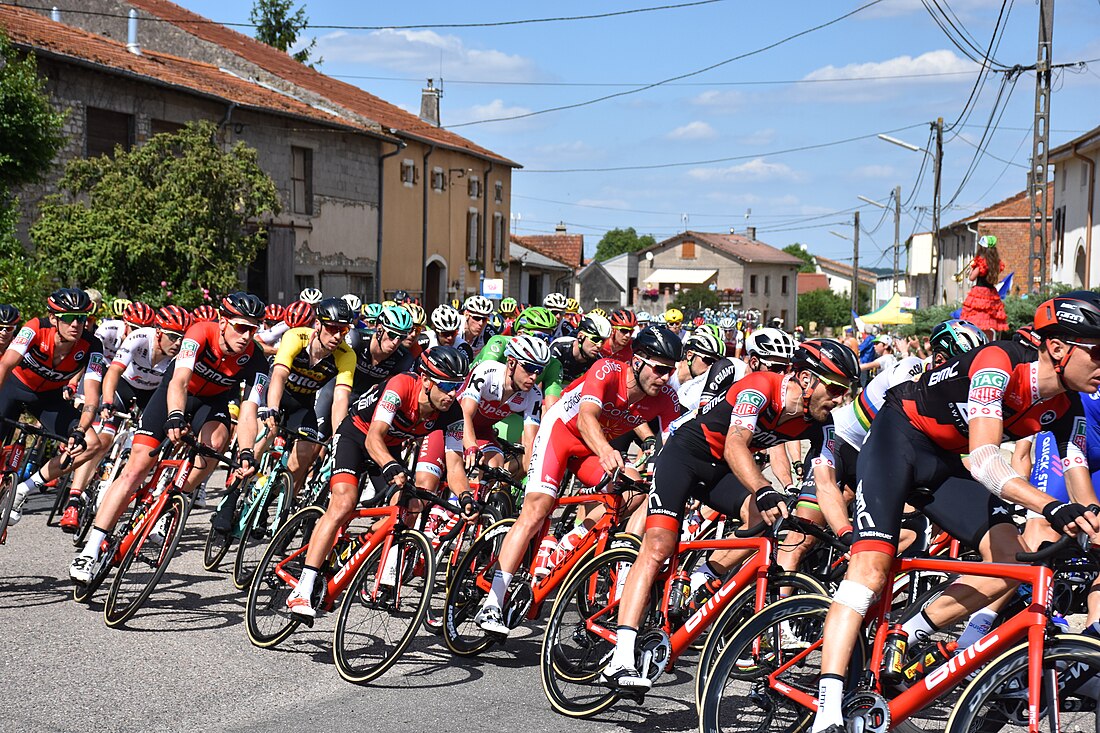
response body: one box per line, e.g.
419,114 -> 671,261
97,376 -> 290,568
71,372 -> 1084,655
681,240 -> 696,259
467,209 -> 481,261
494,181 -> 503,203
781,275 -> 789,295
492,212 -> 505,265
764,275 -> 770,295
469,176 -> 481,199
294,274 -> 315,291
749,274 -> 758,294
781,309 -> 788,324
400,159 -> 417,187
432,167 -> 445,192
86,107 -> 133,158
291,146 -> 313,215
150,119 -> 185,137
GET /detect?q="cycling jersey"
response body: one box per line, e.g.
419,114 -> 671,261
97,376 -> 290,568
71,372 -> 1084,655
696,357 -> 750,412
460,323 -> 489,354
272,327 -> 355,400
7,317 -> 106,392
348,373 -> 460,447
112,326 -> 172,392
1083,391 -> 1100,469
255,320 -> 289,348
458,360 -> 543,431
346,328 -> 415,395
472,334 -> 564,399
549,337 -> 599,384
601,341 -> 634,363
175,321 -> 268,402
95,319 -> 129,361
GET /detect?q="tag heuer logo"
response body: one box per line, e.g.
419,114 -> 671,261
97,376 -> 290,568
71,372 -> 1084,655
732,389 -> 766,416
970,369 -> 1009,390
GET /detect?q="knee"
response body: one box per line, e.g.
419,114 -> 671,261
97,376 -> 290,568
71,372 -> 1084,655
639,531 -> 676,565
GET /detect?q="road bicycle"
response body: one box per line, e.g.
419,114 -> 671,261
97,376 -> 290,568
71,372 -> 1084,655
71,407 -> 138,546
0,418 -> 70,544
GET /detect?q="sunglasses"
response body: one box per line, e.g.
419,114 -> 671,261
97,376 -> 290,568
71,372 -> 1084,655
321,323 -> 351,335
163,331 -> 185,343
581,332 -> 606,345
639,358 -> 675,377
434,380 -> 463,394
694,353 -> 717,367
759,359 -> 788,373
1064,338 -> 1100,361
467,315 -> 487,323
381,329 -> 407,342
0,325 -> 15,334
228,320 -> 259,335
55,313 -> 88,325
438,329 -> 457,338
613,326 -> 633,334
518,361 -> 545,376
816,375 -> 853,398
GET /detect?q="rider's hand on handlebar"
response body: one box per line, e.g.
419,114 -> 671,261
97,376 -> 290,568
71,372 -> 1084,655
66,427 -> 88,458
165,410 -> 189,444
1042,501 -> 1100,541
233,448 -> 258,481
598,445 -> 625,475
463,444 -> 479,472
754,486 -> 789,526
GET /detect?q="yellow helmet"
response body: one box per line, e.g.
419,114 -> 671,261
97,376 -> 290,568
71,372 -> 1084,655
565,297 -> 580,314
590,307 -> 608,318
402,301 -> 427,328
381,299 -> 398,309
664,307 -> 684,324
111,298 -> 132,318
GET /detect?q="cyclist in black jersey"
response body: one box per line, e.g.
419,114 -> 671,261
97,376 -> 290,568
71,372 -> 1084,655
549,313 -> 612,383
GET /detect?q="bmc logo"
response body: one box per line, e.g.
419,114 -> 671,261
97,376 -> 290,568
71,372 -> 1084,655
927,363 -> 958,386
925,633 -> 997,690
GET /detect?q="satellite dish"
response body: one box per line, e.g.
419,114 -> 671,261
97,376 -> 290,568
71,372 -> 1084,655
745,208 -> 752,220
645,251 -> 654,261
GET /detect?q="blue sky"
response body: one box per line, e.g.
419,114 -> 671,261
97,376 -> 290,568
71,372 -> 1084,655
177,0 -> 1100,266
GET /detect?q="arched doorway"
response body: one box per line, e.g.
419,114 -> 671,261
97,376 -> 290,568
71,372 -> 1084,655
1074,241 -> 1086,288
425,256 -> 447,310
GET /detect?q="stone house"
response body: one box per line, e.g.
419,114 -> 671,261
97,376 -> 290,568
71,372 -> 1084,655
1050,126 -> 1100,288
575,260 -> 625,311
812,255 -> 878,303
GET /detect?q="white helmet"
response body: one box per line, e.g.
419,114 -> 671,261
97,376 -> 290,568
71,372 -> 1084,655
718,316 -> 736,330
431,304 -> 462,332
543,292 -> 568,311
299,287 -> 323,304
636,310 -> 653,324
341,293 -> 362,312
578,313 -> 612,340
505,334 -> 551,366
463,295 -> 494,316
745,327 -> 796,362
684,331 -> 726,359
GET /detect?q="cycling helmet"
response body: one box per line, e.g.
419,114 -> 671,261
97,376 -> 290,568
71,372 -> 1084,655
393,289 -> 410,304
792,338 -> 860,385
663,308 -> 684,325
516,306 -> 558,334
315,297 -> 355,326
463,295 -> 494,316
1013,324 -> 1042,349
341,293 -> 362,313
608,309 -> 638,330
402,301 -> 427,328
1033,290 -> 1100,340
589,307 -> 608,319
505,334 -> 552,366
110,298 -> 132,318
431,304 -> 463,332
636,310 -> 653,325
684,330 -> 726,359
487,313 -> 504,333
578,313 -> 612,341
633,326 -> 684,362
363,302 -> 383,322
543,292 -> 568,312
122,301 -> 156,328
745,327 -> 796,362
381,299 -> 398,309
451,298 -> 461,310
929,319 -> 987,358
264,303 -> 286,323
378,304 -> 414,336
155,305 -> 192,333
499,297 -> 519,316
84,288 -> 103,311
283,300 -> 315,328
299,287 -> 323,304
192,304 -> 219,323
718,316 -> 736,331
695,323 -> 722,341
47,287 -> 94,314
220,291 -> 265,320
420,345 -> 471,382
565,297 -> 580,314
0,304 -> 19,326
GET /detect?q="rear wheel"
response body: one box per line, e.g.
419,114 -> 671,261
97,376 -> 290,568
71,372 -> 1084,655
425,506 -> 500,635
234,468 -> 293,590
45,472 -> 73,527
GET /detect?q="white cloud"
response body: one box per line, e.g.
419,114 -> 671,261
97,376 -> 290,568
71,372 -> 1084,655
667,121 -> 718,141
738,128 -> 776,146
316,29 -> 538,82
447,99 -> 533,127
689,158 -> 802,183
690,90 -> 743,113
803,49 -> 977,83
852,164 -> 896,179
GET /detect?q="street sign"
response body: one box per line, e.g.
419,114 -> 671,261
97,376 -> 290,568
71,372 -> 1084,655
899,296 -> 918,310
482,278 -> 504,299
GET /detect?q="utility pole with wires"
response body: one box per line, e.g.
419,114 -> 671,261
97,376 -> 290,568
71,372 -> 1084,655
852,210 -> 860,332
1028,0 -> 1053,294
931,118 -> 943,304
893,185 -> 902,294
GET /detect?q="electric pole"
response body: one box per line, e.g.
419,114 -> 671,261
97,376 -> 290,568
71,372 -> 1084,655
893,185 -> 901,294
931,118 -> 943,304
1028,0 -> 1053,294
852,210 -> 860,332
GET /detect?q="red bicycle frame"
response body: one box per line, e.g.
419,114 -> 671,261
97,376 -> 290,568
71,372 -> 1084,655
108,453 -> 196,564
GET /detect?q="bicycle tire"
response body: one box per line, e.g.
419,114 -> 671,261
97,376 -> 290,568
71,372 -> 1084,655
485,488 -> 513,521
202,521 -> 234,572
244,505 -> 322,649
0,472 -> 17,544
539,545 -> 639,718
332,528 -> 436,684
45,472 -> 72,527
442,517 -> 515,657
103,492 -> 190,627
945,635 -> 1100,733
424,505 -> 501,635
233,468 -> 293,590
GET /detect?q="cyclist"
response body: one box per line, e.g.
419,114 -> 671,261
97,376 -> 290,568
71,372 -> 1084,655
672,330 -> 728,412
425,304 -> 466,350
298,287 -> 323,305
347,304 -> 416,397
604,309 -> 637,361
473,306 -> 565,419
603,338 -> 859,690
192,304 -> 218,323
69,292 -> 269,584
543,293 -> 569,338
60,305 -> 194,531
341,293 -> 362,315
282,300 -> 315,330
401,301 -> 428,357
550,313 -> 612,384
472,327 -> 684,636
663,307 -> 684,335
809,293 -> 1100,733
0,304 -> 20,351
498,298 -> 519,336
1,289 -> 106,525
284,346 -> 470,620
361,302 -> 383,330
459,295 -> 494,356
95,301 -> 155,362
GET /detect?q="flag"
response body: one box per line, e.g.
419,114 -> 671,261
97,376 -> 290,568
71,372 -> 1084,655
997,272 -> 1013,300
851,309 -> 867,334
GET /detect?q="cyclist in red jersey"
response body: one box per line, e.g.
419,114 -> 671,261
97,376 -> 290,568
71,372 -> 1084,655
809,292 -> 1100,733
472,326 -> 683,636
0,289 -> 106,525
0,304 -> 20,351
603,309 -> 637,362
70,292 -> 268,584
285,346 -> 470,620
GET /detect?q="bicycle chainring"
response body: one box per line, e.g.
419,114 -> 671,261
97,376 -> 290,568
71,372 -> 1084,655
842,690 -> 890,733
638,629 -> 672,684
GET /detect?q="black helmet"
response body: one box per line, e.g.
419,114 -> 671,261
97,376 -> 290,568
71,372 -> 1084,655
0,304 -> 20,326
632,325 -> 683,362
419,345 -> 470,382
929,319 -> 987,357
220,291 -> 265,320
47,288 -> 94,314
1033,290 -> 1100,340
314,297 -> 355,326
792,338 -> 859,384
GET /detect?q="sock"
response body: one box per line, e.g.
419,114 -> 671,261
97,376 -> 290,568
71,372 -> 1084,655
956,608 -> 997,649
295,565 -> 319,599
1090,621 -> 1100,636
614,561 -> 632,601
82,527 -> 108,560
485,569 -> 512,609
901,609 -> 937,644
689,561 -> 721,595
609,625 -> 638,670
811,674 -> 845,732
28,469 -> 46,488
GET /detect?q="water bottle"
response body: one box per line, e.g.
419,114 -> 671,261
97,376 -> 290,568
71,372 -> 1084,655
533,537 -> 557,579
880,624 -> 909,683
668,570 -> 691,617
548,526 -> 589,570
902,640 -> 957,682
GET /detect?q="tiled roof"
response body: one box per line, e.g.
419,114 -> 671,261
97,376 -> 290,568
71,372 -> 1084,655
122,0 -> 518,167
509,241 -> 572,271
1,5 -> 372,134
944,183 -> 1053,227
510,233 -> 583,268
646,231 -> 804,265
797,272 -> 830,294
814,254 -> 877,284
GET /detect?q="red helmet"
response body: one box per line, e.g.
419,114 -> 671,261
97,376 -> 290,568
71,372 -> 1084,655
283,300 -> 315,328
264,303 -> 286,322
192,304 -> 218,323
155,305 -> 192,333
122,301 -> 156,328
608,309 -> 638,329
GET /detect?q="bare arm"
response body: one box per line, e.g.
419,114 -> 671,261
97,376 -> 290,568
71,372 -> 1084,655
331,385 -> 350,430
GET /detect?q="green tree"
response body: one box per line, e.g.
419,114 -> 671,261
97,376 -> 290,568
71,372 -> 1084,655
594,227 -> 656,262
251,0 -> 321,67
671,286 -> 720,312
32,121 -> 280,307
796,288 -> 851,331
782,243 -> 816,274
0,33 -> 67,316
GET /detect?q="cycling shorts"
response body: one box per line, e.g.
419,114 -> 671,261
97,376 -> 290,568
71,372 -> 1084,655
525,419 -> 605,498
851,404 -> 1016,555
0,379 -> 79,439
799,436 -> 858,505
95,379 -> 155,434
645,435 -> 753,533
443,422 -> 503,457
279,391 -> 330,440
133,379 -> 233,450
417,429 -> 447,478
329,418 -> 403,498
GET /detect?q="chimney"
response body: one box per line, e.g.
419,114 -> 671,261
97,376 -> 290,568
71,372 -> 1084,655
555,222 -> 567,234
126,9 -> 141,55
50,6 -> 60,22
419,79 -> 441,127
746,226 -> 756,240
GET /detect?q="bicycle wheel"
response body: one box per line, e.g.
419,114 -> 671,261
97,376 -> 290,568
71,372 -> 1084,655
103,493 -> 190,627
540,545 -> 638,718
946,635 -> 1100,733
233,468 -> 293,590
45,473 -> 72,527
245,505 -> 322,649
700,594 -> 863,733
694,570 -> 829,707
442,517 -> 514,657
202,521 -> 234,572
424,505 -> 501,635
484,488 -> 513,521
0,472 -> 17,544
332,528 -> 436,684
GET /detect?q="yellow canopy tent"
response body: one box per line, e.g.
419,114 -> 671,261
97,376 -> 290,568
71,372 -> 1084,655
861,292 -> 913,325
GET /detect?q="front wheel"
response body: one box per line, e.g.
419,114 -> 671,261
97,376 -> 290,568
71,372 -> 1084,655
245,505 -> 322,649
332,528 -> 436,684
442,517 -> 514,657
0,472 -> 17,544
234,468 -> 293,590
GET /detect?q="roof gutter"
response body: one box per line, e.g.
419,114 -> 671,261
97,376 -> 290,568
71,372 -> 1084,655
1073,142 -> 1095,288
481,159 -> 494,293
378,135 -> 407,302
422,144 -> 436,300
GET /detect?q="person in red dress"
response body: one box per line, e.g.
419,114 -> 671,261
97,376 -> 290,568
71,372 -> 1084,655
961,236 -> 1007,340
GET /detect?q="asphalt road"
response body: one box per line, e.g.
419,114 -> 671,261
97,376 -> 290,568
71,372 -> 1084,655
1,483 -> 702,733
